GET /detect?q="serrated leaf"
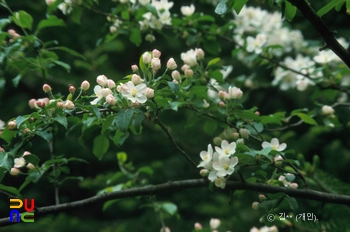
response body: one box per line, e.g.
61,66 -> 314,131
233,0 -> 249,14
37,15 -> 66,31
203,120 -> 217,136
0,184 -> 21,197
284,1 -> 297,21
23,154 -> 40,166
160,202 -> 177,215
0,152 -> 13,171
49,46 -> 85,60
296,113 -> 317,125
54,115 -> 68,129
11,11 -> 33,30
93,135 -> 109,160
115,109 -> 134,132
52,60 -> 71,72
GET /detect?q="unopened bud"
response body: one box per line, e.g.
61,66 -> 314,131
252,201 -> 259,210
69,85 -> 76,94
213,137 -> 222,146
8,120 -> 16,130
131,74 -> 144,85
131,64 -> 138,72
196,48 -> 205,60
10,168 -> 20,176
218,91 -> 228,100
184,69 -> 193,78
81,80 -> 90,91
145,88 -> 154,98
142,52 -> 152,64
199,169 -> 209,177
56,101 -> 64,109
151,57 -> 161,71
43,84 -> 52,93
152,49 -> 161,58
166,58 -> 177,70
64,100 -> 75,110
219,101 -> 225,108
258,194 -> 266,201
239,128 -> 250,139
322,105 -> 335,115
107,79 -> 116,89
171,70 -> 181,81
106,94 -> 117,105
29,99 -> 37,109
97,75 -> 108,87
194,222 -> 202,230
289,183 -> 298,189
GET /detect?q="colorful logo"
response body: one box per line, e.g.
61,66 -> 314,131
9,199 -> 35,223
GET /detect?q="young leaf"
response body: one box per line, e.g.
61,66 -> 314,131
296,113 -> 317,125
203,120 -> 217,136
114,109 -> 134,132
11,11 -> 33,30
284,1 -> 297,21
0,152 -> 13,171
93,135 -> 109,160
233,0 -> 249,14
160,202 -> 177,215
37,15 -> 66,31
23,154 -> 40,167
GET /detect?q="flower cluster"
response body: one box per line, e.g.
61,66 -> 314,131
198,140 -> 239,189
10,151 -> 36,176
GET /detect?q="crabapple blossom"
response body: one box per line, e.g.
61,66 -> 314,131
81,80 -> 90,91
121,81 -> 147,103
215,140 -> 236,156
181,4 -> 195,16
96,75 -> 108,87
228,86 -> 243,99
213,154 -> 238,177
262,138 -> 286,151
14,157 -> 26,168
181,49 -> 197,67
198,144 -> 214,169
210,218 -> 221,230
246,33 -> 266,54
313,50 -> 337,64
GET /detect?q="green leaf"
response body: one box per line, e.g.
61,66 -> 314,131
115,109 -> 134,132
167,81 -> 179,92
203,120 -> 217,136
15,115 -> 28,128
137,166 -> 154,176
93,135 -> 109,160
0,167 -> 5,182
347,0 -> 350,12
284,1 -> 297,21
113,129 -> 129,146
233,0 -> 249,14
215,0 -> 235,15
285,196 -> 298,211
0,184 -> 21,197
54,115 -> 68,129
0,128 -> 16,143
317,0 -> 341,17
296,113 -> 317,125
0,152 -> 13,171
207,57 -> 221,66
23,154 -> 40,167
52,60 -> 71,72
37,15 -> 66,31
0,19 -> 11,31
12,74 -> 21,87
168,101 -> 183,111
102,114 -> 115,134
11,11 -> 33,30
131,110 -> 145,134
35,129 -> 53,142
160,202 -> 177,215
49,46 -> 85,60
102,199 -> 120,211
129,28 -> 141,46
117,152 -> 128,163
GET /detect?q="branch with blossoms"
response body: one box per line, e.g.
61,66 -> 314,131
1,178 -> 350,227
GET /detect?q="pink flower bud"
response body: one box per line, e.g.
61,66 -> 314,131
166,58 -> 177,70
64,100 -> 75,110
181,64 -> 190,71
209,218 -> 221,230
131,74 -> 144,85
219,101 -> 225,108
131,64 -> 138,72
29,99 -> 37,109
196,48 -> 205,60
8,120 -> 16,130
228,86 -> 243,99
69,85 -> 76,93
109,26 -> 117,33
23,151 -> 31,156
218,91 -> 228,100
56,101 -> 64,109
106,94 -> 117,105
10,168 -> 20,176
0,146 -> 4,152
142,52 -> 152,64
145,88 -> 154,98
151,58 -> 161,71
252,201 -> 259,210
171,70 -> 181,81
258,194 -> 266,201
22,128 -> 30,134
107,79 -> 116,89
8,29 -> 16,35
289,183 -> 298,189
36,100 -> 46,108
42,84 -> 52,93
184,69 -> 193,78
81,80 -> 90,91
101,88 -> 112,97
27,163 -> 35,170
116,84 -> 123,93
152,49 -> 161,58
97,75 -> 108,87
194,222 -> 202,230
